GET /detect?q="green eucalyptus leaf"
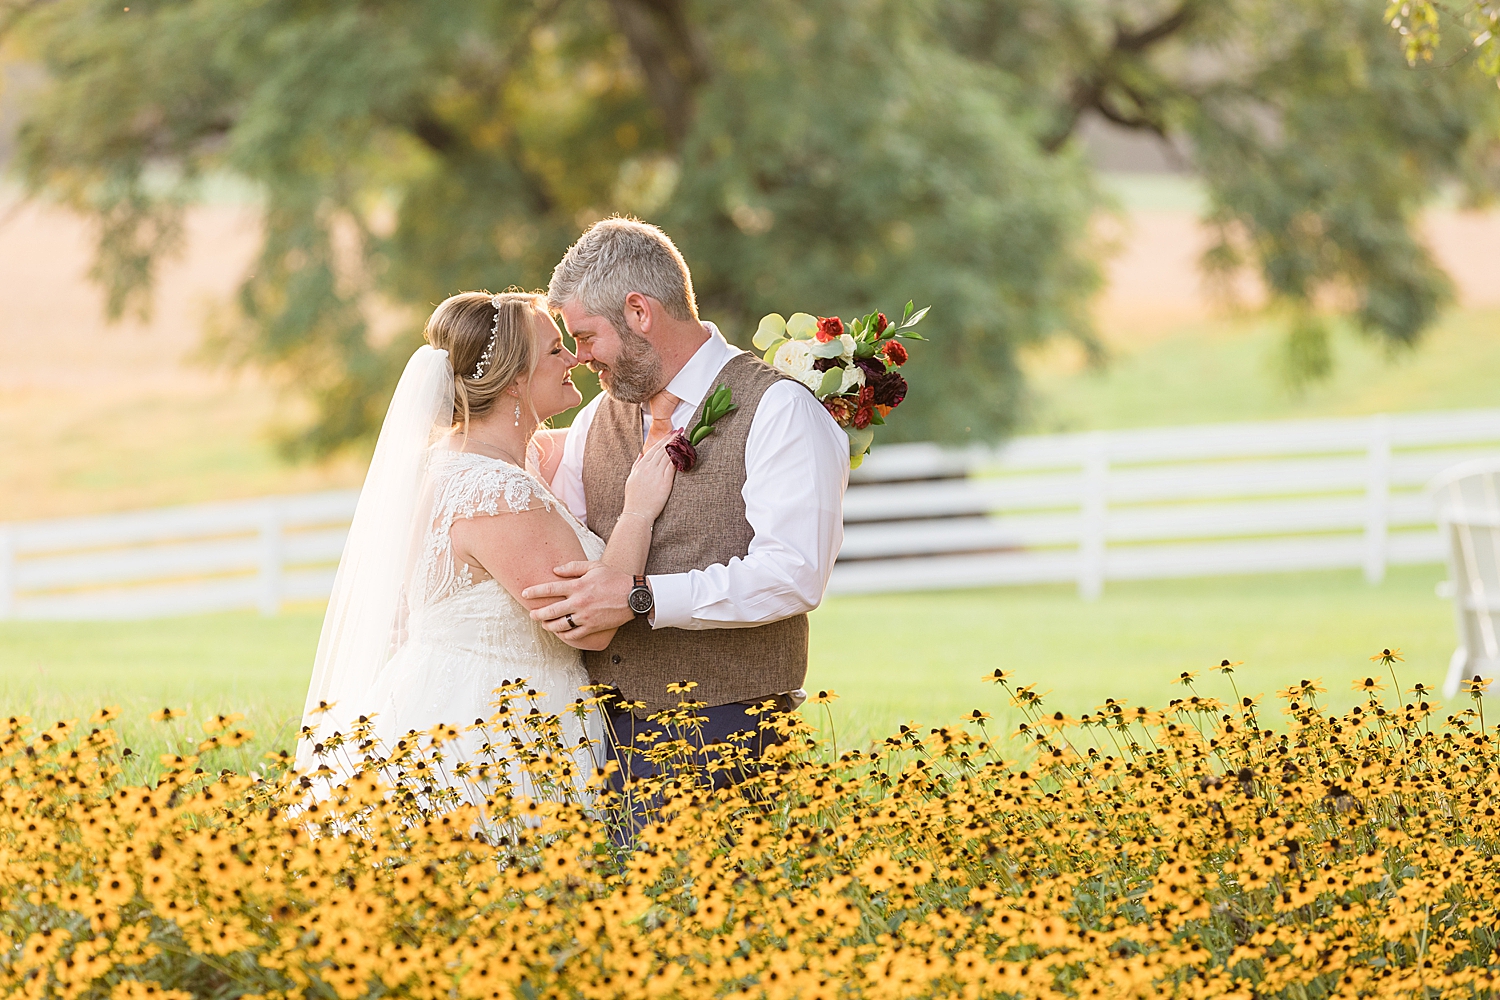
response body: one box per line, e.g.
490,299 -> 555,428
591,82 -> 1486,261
752,313 -> 788,350
846,424 -> 875,458
816,368 -> 844,398
763,341 -> 786,364
810,338 -> 846,359
785,312 -> 819,340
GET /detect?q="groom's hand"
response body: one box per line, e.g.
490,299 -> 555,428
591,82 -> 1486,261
522,560 -> 636,637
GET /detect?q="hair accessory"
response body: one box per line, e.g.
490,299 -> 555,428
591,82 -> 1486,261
472,293 -> 502,379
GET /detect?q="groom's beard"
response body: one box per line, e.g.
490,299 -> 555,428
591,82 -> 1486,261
596,327 -> 663,404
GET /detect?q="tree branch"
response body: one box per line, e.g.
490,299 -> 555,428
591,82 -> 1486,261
1040,0 -> 1202,153
606,0 -> 709,150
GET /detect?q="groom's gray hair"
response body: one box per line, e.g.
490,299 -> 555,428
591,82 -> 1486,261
547,216 -> 699,336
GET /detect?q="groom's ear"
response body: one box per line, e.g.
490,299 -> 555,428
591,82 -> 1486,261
623,291 -> 654,336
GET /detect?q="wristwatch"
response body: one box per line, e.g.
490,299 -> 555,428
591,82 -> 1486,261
627,575 -> 654,616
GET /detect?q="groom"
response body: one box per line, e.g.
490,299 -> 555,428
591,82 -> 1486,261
521,216 -> 849,786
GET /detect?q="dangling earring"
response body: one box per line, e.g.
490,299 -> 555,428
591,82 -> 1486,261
514,402 -> 521,427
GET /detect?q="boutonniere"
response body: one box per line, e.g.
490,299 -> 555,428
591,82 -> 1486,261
666,384 -> 736,472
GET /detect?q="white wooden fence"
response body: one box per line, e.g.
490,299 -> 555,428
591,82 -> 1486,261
831,408 -> 1500,598
3,409 -> 1500,619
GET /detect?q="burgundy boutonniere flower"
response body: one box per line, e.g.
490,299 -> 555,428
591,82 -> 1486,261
665,430 -> 698,472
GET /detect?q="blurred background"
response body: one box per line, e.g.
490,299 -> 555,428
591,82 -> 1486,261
3,0 -> 1500,753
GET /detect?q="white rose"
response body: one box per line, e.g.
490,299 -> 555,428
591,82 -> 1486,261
839,364 -> 866,394
773,339 -> 813,377
838,333 -> 856,359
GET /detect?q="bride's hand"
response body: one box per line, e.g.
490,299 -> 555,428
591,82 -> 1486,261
622,436 -> 677,523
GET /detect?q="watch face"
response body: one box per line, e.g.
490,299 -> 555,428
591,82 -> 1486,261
628,587 -> 653,614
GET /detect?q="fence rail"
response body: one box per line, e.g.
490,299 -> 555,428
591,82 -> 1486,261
4,409 -> 1500,619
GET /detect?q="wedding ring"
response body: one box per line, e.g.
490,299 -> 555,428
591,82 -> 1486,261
565,614 -> 578,630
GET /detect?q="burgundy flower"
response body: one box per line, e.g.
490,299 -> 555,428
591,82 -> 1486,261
815,316 -> 844,343
665,430 -> 697,472
881,340 -> 908,366
853,386 -> 875,429
823,396 -> 855,427
854,356 -> 886,382
812,356 -> 842,373
870,370 -> 907,408
874,312 -> 889,335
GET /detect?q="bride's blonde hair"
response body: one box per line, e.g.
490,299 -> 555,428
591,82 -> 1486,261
423,290 -> 548,429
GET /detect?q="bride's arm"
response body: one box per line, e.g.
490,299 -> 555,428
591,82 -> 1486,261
451,511 -> 619,652
450,442 -> 675,651
530,428 -> 569,487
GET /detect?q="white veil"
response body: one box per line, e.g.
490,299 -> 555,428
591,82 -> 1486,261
296,345 -> 454,772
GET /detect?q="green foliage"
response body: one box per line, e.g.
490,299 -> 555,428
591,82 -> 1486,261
8,0 -> 1499,449
11,0 -> 1097,450
945,0 -> 1500,384
1389,1 -> 1500,76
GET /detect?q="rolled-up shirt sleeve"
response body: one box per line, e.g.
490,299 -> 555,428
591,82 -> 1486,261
648,381 -> 849,629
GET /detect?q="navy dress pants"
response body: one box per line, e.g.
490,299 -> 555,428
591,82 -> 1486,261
600,696 -> 792,839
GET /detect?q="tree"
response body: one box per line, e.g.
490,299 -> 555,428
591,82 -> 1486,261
7,0 -> 1096,452
7,0 -> 1498,455
942,0 -> 1500,384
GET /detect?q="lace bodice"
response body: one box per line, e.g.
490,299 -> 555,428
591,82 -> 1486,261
412,449 -> 603,609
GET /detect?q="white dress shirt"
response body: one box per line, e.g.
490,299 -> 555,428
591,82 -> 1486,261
553,324 -> 850,630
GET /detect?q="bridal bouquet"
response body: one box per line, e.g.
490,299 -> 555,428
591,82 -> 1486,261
753,302 -> 928,468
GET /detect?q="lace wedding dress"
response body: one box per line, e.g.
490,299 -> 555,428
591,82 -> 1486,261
365,448 -> 606,801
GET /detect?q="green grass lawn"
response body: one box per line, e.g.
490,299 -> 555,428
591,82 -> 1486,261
0,564 -> 1459,766
1026,307 -> 1500,433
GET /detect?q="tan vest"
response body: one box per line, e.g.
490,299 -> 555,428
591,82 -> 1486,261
582,352 -> 810,712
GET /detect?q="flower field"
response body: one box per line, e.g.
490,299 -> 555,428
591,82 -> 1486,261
4,659 -> 1499,1000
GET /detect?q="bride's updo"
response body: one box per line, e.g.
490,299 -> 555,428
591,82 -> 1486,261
423,290 -> 547,428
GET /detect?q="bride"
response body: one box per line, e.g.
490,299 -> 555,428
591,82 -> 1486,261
295,290 -> 674,804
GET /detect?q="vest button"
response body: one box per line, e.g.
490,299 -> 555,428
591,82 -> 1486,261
611,655 -> 622,665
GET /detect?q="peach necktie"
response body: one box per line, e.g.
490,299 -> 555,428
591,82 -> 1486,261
643,390 -> 681,453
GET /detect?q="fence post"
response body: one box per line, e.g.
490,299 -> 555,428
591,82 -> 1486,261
258,502 -> 284,616
1078,432 -> 1109,601
1364,414 -> 1391,585
0,528 -> 14,620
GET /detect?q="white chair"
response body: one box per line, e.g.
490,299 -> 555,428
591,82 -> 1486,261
1431,458 -> 1500,697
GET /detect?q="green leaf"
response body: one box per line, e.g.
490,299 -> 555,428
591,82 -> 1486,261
853,340 -> 878,359
752,313 -> 788,350
868,408 -> 885,425
902,300 -> 914,323
810,338 -> 846,359
689,425 -> 713,445
897,331 -> 927,341
846,424 -> 874,458
785,312 -> 819,340
763,341 -> 786,364
816,368 -> 844,398
900,305 -> 930,328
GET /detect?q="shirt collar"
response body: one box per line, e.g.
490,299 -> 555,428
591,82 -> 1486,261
661,322 -> 742,409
